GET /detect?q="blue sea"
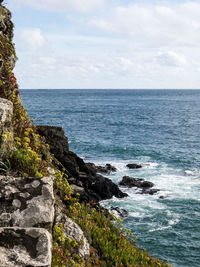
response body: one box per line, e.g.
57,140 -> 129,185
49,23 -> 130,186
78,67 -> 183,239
21,89 -> 200,267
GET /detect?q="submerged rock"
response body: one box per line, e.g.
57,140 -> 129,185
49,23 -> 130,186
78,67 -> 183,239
110,206 -> 128,218
126,163 -> 142,169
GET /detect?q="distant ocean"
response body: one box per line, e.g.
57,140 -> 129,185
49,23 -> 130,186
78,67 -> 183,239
21,89 -> 200,267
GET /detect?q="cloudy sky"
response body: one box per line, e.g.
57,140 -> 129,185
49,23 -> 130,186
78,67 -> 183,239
6,0 -> 200,89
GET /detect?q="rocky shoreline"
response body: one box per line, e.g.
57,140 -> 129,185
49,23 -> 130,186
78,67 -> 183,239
37,125 -> 161,204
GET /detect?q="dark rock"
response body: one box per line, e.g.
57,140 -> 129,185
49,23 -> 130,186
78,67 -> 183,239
79,174 -> 128,201
140,189 -> 160,195
110,206 -> 128,218
140,181 -> 154,189
119,176 -> 154,189
37,125 -> 127,202
119,176 -> 159,195
95,163 -> 117,174
126,163 -> 142,169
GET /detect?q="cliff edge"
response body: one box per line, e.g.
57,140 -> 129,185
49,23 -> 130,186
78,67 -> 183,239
0,1 -> 171,266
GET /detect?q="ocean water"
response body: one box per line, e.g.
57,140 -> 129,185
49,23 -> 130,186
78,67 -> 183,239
21,89 -> 200,267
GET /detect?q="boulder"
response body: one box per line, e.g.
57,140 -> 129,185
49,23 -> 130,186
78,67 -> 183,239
79,173 -> 128,201
119,176 -> 158,195
126,163 -> 142,169
55,214 -> 90,260
119,176 -> 152,188
0,98 -> 13,154
0,227 -> 52,267
0,175 -> 54,228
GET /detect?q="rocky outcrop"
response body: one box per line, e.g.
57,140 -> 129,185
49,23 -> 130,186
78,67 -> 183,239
126,163 -> 142,169
55,213 -> 90,260
0,175 -> 55,228
0,227 -> 52,267
110,206 -> 128,218
0,98 -> 13,153
87,162 -> 117,174
119,176 -> 159,195
0,175 -> 54,266
119,176 -> 154,188
37,125 -> 128,202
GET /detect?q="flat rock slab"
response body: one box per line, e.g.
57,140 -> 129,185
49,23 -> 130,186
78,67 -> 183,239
0,227 -> 52,267
0,175 -> 54,228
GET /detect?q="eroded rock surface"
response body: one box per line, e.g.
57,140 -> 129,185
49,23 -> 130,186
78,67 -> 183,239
0,175 -> 54,228
0,98 -> 13,152
55,214 -> 90,260
0,227 -> 52,267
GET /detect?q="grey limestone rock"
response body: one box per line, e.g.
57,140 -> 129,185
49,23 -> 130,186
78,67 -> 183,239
0,227 -> 52,267
55,214 -> 90,260
0,98 -> 13,153
0,175 -> 55,228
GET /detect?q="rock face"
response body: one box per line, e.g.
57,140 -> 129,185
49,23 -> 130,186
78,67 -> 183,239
0,98 -> 13,153
0,175 -> 55,228
55,214 -> 90,260
37,125 -> 128,202
0,175 -> 54,266
0,227 -> 52,267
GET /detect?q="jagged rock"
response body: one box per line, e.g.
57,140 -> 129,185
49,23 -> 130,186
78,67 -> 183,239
37,125 -> 69,155
126,163 -> 142,169
0,4 -> 14,40
0,227 -> 52,267
55,214 -> 90,260
0,175 -> 54,228
0,98 -> 13,153
119,176 -> 154,189
37,125 -> 128,202
110,206 -> 128,218
140,189 -> 160,195
119,176 -> 160,195
79,173 -> 128,201
87,163 -> 117,174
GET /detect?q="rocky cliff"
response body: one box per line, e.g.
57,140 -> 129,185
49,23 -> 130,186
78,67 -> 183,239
0,2 -> 171,266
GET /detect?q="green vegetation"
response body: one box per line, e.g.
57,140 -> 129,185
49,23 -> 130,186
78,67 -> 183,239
0,14 -> 51,177
53,171 -> 172,267
0,4 -> 172,266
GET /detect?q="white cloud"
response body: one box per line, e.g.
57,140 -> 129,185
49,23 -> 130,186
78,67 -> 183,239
157,51 -> 188,67
20,28 -> 45,50
91,2 -> 200,47
11,0 -> 105,13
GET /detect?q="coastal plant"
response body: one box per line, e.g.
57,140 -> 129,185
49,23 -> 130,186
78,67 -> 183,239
0,18 -> 51,177
53,171 -> 171,267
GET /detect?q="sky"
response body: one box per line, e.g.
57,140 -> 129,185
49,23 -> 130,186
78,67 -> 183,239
6,0 -> 200,89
